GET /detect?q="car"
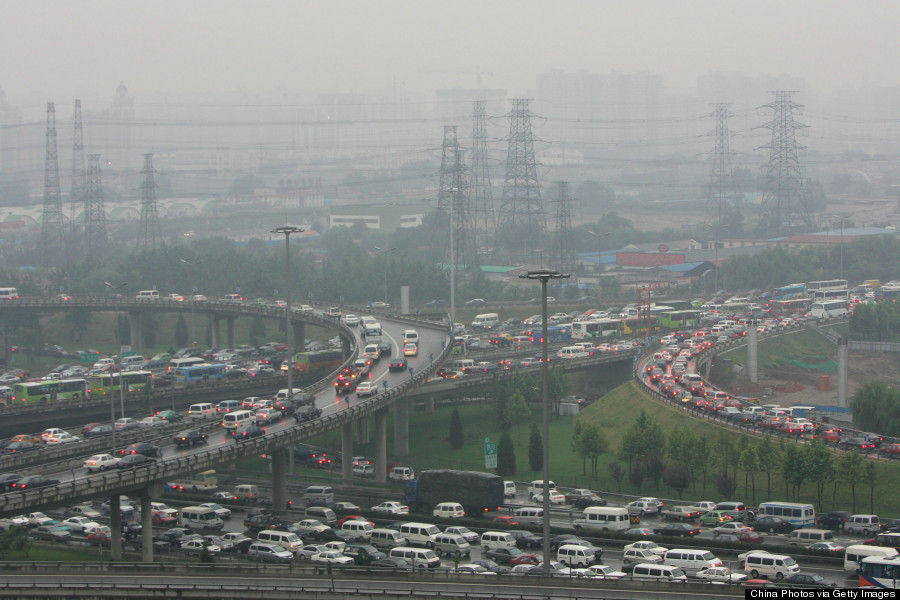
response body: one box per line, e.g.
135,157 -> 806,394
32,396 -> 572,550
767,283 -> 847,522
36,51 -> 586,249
549,535 -> 591,551
150,511 -> 177,526
44,431 -> 81,445
443,526 -> 479,545
455,564 -> 496,575
510,553 -> 542,567
334,502 -> 361,513
809,542 -> 845,553
507,530 -> 542,549
118,443 -> 160,457
470,559 -> 509,574
62,516 -> 100,534
311,550 -> 354,565
699,510 -> 734,526
464,298 -> 486,307
137,416 -> 165,428
199,503 -> 232,520
233,424 -> 264,440
623,527 -> 654,537
696,566 -> 748,583
69,503 -> 102,519
532,490 -> 566,505
565,489 -> 607,508
485,546 -> 524,564
293,519 -> 330,537
371,557 -> 412,570
11,475 -> 58,490
32,525 -> 73,542
353,464 -> 375,478
116,455 -> 157,469
2,441 -> 39,454
255,408 -> 283,425
173,430 -> 208,447
9,434 -> 42,444
781,573 -> 836,587
181,539 -> 221,555
623,540 -> 668,555
388,358 -> 407,372
155,410 -> 183,422
371,502 -> 409,516
754,516 -> 795,533
652,522 -> 701,537
402,343 -> 418,357
41,428 -> 67,441
341,314 -> 360,327
0,474 -> 23,491
622,548 -> 663,564
356,381 -> 377,397
491,515 -> 520,526
714,522 -> 753,536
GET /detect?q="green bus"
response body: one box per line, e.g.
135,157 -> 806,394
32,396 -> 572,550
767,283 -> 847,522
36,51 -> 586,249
659,310 -> 702,329
293,349 -> 344,373
11,378 -> 91,404
89,370 -> 153,396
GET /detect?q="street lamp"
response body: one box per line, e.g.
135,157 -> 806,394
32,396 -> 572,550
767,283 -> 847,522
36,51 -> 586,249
179,259 -> 200,346
104,280 -> 128,453
272,226 -> 303,397
518,268 -> 570,575
374,246 -> 396,304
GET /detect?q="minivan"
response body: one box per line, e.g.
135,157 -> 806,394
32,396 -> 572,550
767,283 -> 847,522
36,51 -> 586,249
741,551 -> 800,580
433,533 -> 471,558
513,507 -> 544,526
221,293 -> 244,304
662,549 -> 722,575
503,481 -> 517,498
631,563 -> 688,581
135,290 -> 159,300
845,514 -> 881,535
432,502 -> 465,519
844,544 -> 898,572
480,531 -> 516,552
222,409 -> 254,431
305,506 -> 337,525
451,359 -> 475,372
527,480 -> 557,496
369,528 -> 407,549
233,484 -> 261,502
188,403 -> 215,418
402,330 -> 419,345
120,355 -> 145,367
341,520 -> 374,542
389,466 -> 415,481
557,346 -> 589,359
788,528 -> 834,546
471,313 -> 500,331
256,529 -> 303,553
180,506 -> 224,531
398,522 -> 440,548
574,507 -> 630,533
557,544 -> 596,568
389,546 -> 440,569
304,485 -> 334,507
217,400 -> 242,413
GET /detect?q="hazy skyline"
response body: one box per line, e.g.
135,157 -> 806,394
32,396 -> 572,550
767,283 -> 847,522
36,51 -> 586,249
3,0 -> 900,108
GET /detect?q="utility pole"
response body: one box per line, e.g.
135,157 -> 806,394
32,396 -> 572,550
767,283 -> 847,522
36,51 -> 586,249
552,181 -> 575,274
704,103 -> 740,239
139,154 -> 162,252
471,100 -> 494,255
84,154 -> 108,260
498,99 -> 543,259
41,102 -> 64,263
70,99 -> 86,234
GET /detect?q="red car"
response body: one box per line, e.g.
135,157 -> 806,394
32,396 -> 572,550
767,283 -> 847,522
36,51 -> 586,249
151,511 -> 177,526
510,553 -> 541,566
815,428 -> 842,443
337,515 -> 373,527
880,443 -> 900,457
491,516 -> 520,526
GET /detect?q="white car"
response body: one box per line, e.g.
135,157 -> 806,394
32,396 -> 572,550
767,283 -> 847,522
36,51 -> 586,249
69,503 -> 102,519
137,416 -> 164,427
402,343 -> 418,357
371,502 -> 409,515
341,314 -> 360,326
45,432 -> 80,445
181,539 -> 220,554
621,548 -> 663,564
248,543 -> 294,563
689,501 -> 717,514
62,516 -> 100,534
695,566 -> 747,583
532,491 -> 566,505
41,428 -> 66,440
714,522 -> 753,536
455,564 -> 497,575
356,382 -> 377,397
296,544 -> 327,560
27,512 -> 55,527
334,502 -> 361,512
587,564 -> 626,579
199,503 -> 232,520
623,540 -> 668,555
310,550 -> 353,565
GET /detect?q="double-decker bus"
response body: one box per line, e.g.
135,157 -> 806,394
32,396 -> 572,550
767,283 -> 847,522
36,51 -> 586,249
811,288 -> 849,301
807,279 -> 848,292
293,349 -> 344,373
173,363 -> 227,383
89,370 -> 153,396
765,298 -> 812,317
571,319 -> 622,340
11,378 -> 90,404
659,310 -> 701,329
772,283 -> 807,300
168,469 -> 218,493
756,501 -> 816,528
809,300 -> 850,320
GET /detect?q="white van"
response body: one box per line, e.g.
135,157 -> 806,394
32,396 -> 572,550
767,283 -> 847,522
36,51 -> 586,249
432,502 -> 465,519
221,293 -> 244,304
513,507 -> 544,526
480,531 -> 516,553
846,514 -> 881,535
256,530 -> 303,553
574,507 -> 630,533
340,520 -> 374,542
389,546 -> 440,569
135,290 -> 159,300
788,528 -> 834,546
402,330 -> 419,345
558,544 -> 596,568
304,485 -> 334,507
844,545 -> 898,572
398,522 -> 440,548
233,484 -> 261,502
180,506 -> 224,531
741,551 -> 800,580
433,533 -> 471,558
527,480 -> 557,496
222,409 -> 254,431
503,481 -> 517,498
120,355 -> 145,368
471,313 -> 500,331
557,346 -> 589,359
188,402 -> 215,418
389,466 -> 415,481
370,528 -> 407,549
451,359 -> 475,372
662,549 -> 722,575
631,563 -> 688,581
304,506 -> 337,525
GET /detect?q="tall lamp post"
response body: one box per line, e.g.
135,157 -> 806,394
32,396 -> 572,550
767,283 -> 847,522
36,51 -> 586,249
374,246 -> 396,304
104,280 -> 128,453
519,268 -> 570,574
272,226 -> 303,397
587,230 -> 609,296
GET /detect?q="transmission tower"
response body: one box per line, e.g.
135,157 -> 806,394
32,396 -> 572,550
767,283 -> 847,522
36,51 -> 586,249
83,154 -> 107,259
757,91 -> 811,236
70,99 -> 86,231
497,99 -> 543,257
41,102 -> 64,261
471,100 -> 494,253
704,103 -> 742,239
552,181 -> 575,273
437,126 -> 475,270
139,153 -> 163,252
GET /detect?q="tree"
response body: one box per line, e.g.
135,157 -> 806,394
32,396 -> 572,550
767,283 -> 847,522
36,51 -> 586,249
804,440 -> 834,512
738,447 -> 761,505
663,464 -> 691,498
174,314 -> 189,348
628,462 -> 644,491
781,443 -> 807,501
837,450 -> 865,512
528,423 -> 542,473
713,471 -> 737,499
756,436 -> 779,499
449,408 -> 464,450
573,423 -> 608,478
865,461 -> 877,514
608,461 -> 625,492
249,316 -> 266,347
496,432 -> 516,477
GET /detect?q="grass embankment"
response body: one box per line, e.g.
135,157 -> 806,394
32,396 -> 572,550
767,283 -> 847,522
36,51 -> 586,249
721,323 -> 849,369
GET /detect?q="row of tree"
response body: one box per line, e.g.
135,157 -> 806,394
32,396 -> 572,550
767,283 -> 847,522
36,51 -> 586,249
851,382 -> 900,437
850,301 -> 900,342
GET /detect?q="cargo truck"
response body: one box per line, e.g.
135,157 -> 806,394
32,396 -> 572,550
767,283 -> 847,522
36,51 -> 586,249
403,470 -> 504,515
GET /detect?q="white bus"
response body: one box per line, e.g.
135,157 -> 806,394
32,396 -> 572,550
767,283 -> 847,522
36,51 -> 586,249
807,279 -> 848,292
808,300 -> 850,320
571,319 -> 621,340
168,470 -> 218,493
756,501 -> 816,528
168,357 -> 206,372
0,287 -> 20,300
845,544 -> 897,572
811,288 -> 850,301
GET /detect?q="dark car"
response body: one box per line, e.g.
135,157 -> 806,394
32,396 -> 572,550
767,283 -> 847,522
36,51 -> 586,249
84,425 -> 113,438
508,530 -> 543,549
310,527 -> 353,543
0,473 -> 23,491
781,573 -> 836,587
470,559 -> 508,574
652,522 -> 701,537
173,430 -> 208,447
371,557 -> 412,570
243,513 -> 286,532
565,489 -> 607,509
1,441 -> 38,454
388,358 -> 407,372
485,546 -> 524,565
377,342 -> 392,356
295,405 -> 322,423
816,511 -> 852,530
11,474 -> 59,490
116,454 -> 157,469
754,516 -> 796,533
233,424 -> 264,440
118,443 -> 160,458
549,534 -> 590,551
838,437 -> 877,452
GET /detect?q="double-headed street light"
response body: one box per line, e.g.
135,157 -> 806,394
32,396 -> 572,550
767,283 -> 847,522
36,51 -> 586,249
518,269 -> 570,575
272,226 -> 303,397
373,246 -> 396,304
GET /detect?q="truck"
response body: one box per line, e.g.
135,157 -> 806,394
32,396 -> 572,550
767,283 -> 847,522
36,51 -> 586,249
403,470 -> 504,516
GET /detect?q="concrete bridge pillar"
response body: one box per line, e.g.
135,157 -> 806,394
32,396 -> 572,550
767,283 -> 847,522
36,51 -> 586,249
393,398 -> 408,457
747,322 -> 758,384
140,493 -> 154,563
272,449 -> 287,511
210,316 -> 220,348
341,336 -> 352,360
128,312 -> 142,354
425,397 -> 434,414
342,422 -> 353,482
375,409 -> 387,484
356,418 -> 370,444
109,494 -> 122,560
838,337 -> 849,407
293,323 -> 305,353
226,318 -> 236,349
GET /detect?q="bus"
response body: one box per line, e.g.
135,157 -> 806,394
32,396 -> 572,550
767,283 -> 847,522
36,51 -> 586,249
571,319 -> 622,340
772,283 -> 807,300
765,298 -> 812,317
811,288 -> 849,301
622,316 -> 659,335
659,310 -> 702,329
293,349 -> 344,373
526,326 -> 572,344
756,502 -> 816,528
11,378 -> 90,404
90,370 -> 153,396
875,285 -> 900,301
168,357 -> 205,372
663,300 -> 694,311
807,279 -> 848,292
809,300 -> 850,320
859,555 -> 900,589
168,469 -> 219,493
173,363 -> 227,383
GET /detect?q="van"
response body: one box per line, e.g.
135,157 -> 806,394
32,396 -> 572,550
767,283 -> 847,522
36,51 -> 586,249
341,520 -> 374,542
715,501 -> 749,520
451,359 -> 475,372
389,546 -> 440,569
513,507 -> 544,526
574,507 -> 631,533
216,399 -> 242,413
135,290 -> 159,300
741,551 -> 800,580
527,480 -> 557,496
846,514 -> 881,535
631,563 -> 688,581
788,528 -> 834,546
512,335 -> 531,347
222,410 -> 254,431
257,530 -> 303,553
557,544 -> 596,568
398,522 -> 440,548
480,531 -> 516,553
233,484 -> 261,502
557,346 -> 589,359
120,355 -> 145,367
432,502 -> 465,519
844,544 -> 898,572
433,533 -> 471,558
343,544 -> 386,566
662,549 -> 722,575
304,485 -> 334,507
503,481 -> 517,498
304,506 -> 337,525
471,313 -> 500,331
188,402 -> 215,419
389,466 -> 414,481
402,330 -> 419,345
180,506 -> 225,531
369,528 -> 407,549
221,293 -> 244,304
